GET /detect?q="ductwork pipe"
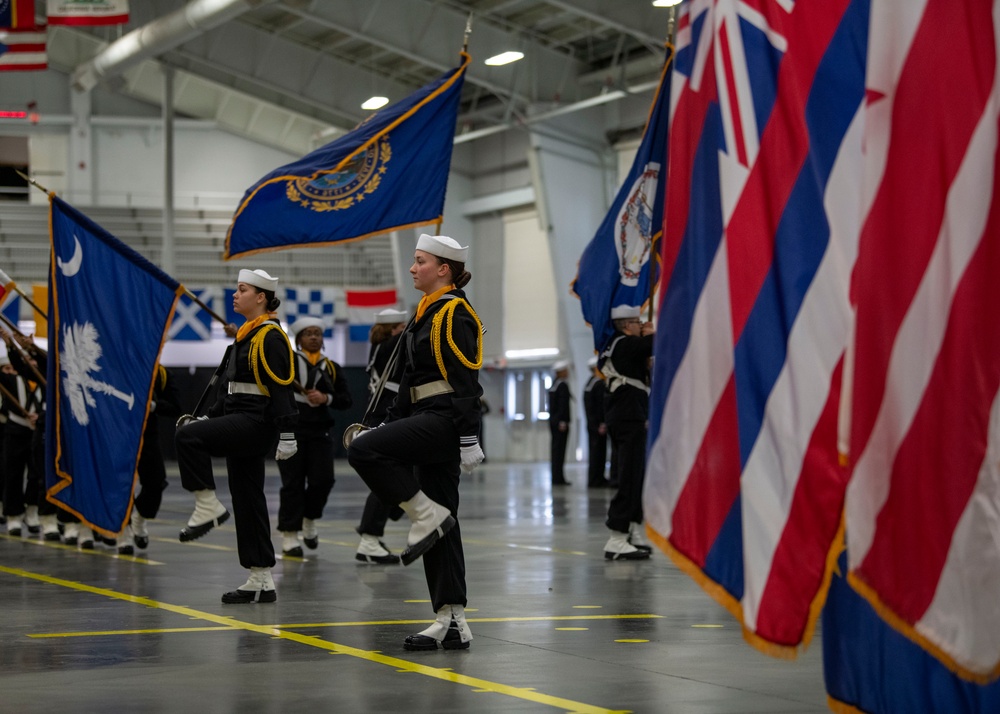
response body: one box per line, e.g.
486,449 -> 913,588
72,0 -> 276,92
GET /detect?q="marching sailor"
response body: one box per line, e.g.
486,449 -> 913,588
548,360 -> 572,486
175,269 -> 297,603
276,316 -> 352,557
348,234 -> 484,650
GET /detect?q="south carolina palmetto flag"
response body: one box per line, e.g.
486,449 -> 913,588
46,196 -> 181,536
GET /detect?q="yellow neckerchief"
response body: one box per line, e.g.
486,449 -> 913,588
236,313 -> 270,342
415,284 -> 455,322
430,298 -> 484,381
303,349 -> 323,366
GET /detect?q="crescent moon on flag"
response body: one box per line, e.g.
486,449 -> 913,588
57,235 -> 83,277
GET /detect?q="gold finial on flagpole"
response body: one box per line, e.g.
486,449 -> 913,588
15,169 -> 52,196
463,12 -> 474,53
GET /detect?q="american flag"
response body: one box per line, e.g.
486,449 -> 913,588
645,0 -> 866,653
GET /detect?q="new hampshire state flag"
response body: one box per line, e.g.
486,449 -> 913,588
225,53 -> 470,260
46,196 -> 182,536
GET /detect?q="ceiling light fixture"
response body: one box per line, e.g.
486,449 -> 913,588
652,0 -> 683,6
484,51 -> 524,66
361,96 -> 389,110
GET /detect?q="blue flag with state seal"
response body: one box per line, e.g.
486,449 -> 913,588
46,196 -> 182,536
571,51 -> 671,353
224,53 -> 470,260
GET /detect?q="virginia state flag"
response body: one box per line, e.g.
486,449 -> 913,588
572,52 -> 670,353
224,53 -> 470,260
46,196 -> 181,536
644,0 -> 868,655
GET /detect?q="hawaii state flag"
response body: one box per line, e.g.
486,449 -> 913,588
831,0 -> 1000,707
644,0 -> 868,655
0,26 -> 46,71
345,288 -> 398,341
46,0 -> 128,26
225,53 -> 470,259
572,49 -> 670,353
46,196 -> 181,536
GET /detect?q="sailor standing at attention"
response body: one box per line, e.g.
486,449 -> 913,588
175,269 -> 298,603
348,234 -> 484,650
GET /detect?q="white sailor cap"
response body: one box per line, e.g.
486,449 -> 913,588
375,308 -> 408,324
553,360 -> 570,372
289,316 -> 325,336
238,268 -> 279,292
587,356 -> 598,368
610,304 -> 641,320
416,233 -> 469,262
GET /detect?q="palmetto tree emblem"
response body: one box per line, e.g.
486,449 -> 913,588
61,321 -> 134,425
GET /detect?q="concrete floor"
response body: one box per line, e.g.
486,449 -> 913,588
0,461 -> 829,713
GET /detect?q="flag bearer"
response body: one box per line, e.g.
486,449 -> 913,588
348,234 -> 484,650
583,357 -> 611,488
0,347 -> 41,537
276,317 -> 352,557
175,269 -> 298,603
354,308 -> 408,565
599,305 -> 655,560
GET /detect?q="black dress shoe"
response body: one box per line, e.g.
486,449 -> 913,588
551,479 -> 570,486
400,515 -> 455,566
604,548 -> 651,561
118,544 -> 134,556
63,535 -> 78,546
282,546 -> 304,558
179,510 -> 230,542
44,532 -> 61,542
26,524 -> 40,535
630,543 -> 653,553
403,619 -> 470,651
303,536 -> 319,550
134,535 -> 149,549
355,550 -> 401,565
221,588 -> 276,604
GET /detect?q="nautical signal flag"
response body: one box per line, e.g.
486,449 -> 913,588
46,0 -> 128,26
282,286 -> 338,338
167,287 -> 217,341
46,196 -> 181,536
0,26 -> 46,71
0,0 -> 35,29
572,48 -> 670,353
224,53 -> 470,260
345,288 -> 398,341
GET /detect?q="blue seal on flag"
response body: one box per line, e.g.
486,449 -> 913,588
286,137 -> 391,212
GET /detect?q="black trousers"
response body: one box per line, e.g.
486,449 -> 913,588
605,418 -> 646,533
587,427 -> 608,486
550,425 -> 568,484
347,412 -> 467,611
175,413 -> 276,569
3,422 -> 38,516
134,423 -> 168,519
276,428 -> 334,532
357,491 -> 404,537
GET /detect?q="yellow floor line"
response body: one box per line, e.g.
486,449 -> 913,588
1,565 -> 630,714
149,536 -> 234,552
32,614 -> 664,638
0,534 -> 163,564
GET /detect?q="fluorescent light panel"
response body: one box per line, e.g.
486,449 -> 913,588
485,51 -> 524,66
361,96 -> 389,110
505,348 -> 560,359
652,0 -> 682,6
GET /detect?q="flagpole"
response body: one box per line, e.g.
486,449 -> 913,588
181,285 -> 228,326
647,7 -> 678,324
463,12 -> 473,53
0,316 -> 48,387
0,381 -> 35,420
15,169 -> 51,197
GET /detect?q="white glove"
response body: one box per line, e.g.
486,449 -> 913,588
176,414 -> 207,428
459,442 -> 485,473
275,433 -> 298,461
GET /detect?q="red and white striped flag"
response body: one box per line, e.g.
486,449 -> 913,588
345,288 -> 399,342
0,25 -> 45,71
844,0 -> 1000,681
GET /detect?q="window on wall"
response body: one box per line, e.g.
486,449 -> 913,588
502,209 -> 559,356
505,368 -> 553,423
